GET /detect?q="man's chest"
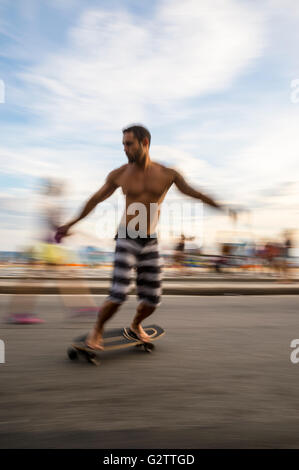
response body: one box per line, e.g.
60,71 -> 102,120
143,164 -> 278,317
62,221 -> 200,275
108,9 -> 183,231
117,169 -> 171,198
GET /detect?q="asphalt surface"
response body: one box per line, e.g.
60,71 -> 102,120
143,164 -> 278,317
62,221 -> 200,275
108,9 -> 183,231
0,295 -> 299,448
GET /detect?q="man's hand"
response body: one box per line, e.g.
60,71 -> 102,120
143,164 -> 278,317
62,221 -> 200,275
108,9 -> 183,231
55,223 -> 73,244
223,206 -> 239,223
230,209 -> 238,224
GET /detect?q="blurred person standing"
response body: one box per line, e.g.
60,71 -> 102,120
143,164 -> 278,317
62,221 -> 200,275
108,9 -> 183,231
280,231 -> 294,282
264,241 -> 278,276
6,178 -> 66,324
173,234 -> 196,274
173,234 -> 186,273
38,178 -> 65,261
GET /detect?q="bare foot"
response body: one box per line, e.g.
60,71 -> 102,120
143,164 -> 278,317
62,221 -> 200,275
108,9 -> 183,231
86,328 -> 104,350
130,323 -> 151,343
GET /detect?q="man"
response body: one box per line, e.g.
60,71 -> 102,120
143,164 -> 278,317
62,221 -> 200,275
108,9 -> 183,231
56,125 -> 234,350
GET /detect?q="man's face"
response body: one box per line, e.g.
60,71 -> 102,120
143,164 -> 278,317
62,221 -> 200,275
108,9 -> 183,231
122,131 -> 144,163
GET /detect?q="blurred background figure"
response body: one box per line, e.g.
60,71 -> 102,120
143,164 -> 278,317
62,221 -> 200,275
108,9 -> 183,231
6,177 -> 101,324
6,177 -> 67,324
32,177 -> 70,275
173,234 -> 195,275
41,179 -> 63,237
264,240 -> 279,276
215,242 -> 232,273
279,230 -> 294,282
173,234 -> 185,270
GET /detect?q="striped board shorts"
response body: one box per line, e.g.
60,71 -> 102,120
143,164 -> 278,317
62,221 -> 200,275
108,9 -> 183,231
107,235 -> 162,307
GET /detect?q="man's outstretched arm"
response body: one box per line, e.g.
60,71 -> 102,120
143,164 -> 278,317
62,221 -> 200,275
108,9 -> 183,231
56,170 -> 119,241
172,170 -> 223,210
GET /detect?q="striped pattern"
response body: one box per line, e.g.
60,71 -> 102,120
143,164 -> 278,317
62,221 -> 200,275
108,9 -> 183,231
107,237 -> 162,306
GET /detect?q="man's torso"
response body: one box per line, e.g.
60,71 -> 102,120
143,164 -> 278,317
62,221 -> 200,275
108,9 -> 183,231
114,162 -> 174,235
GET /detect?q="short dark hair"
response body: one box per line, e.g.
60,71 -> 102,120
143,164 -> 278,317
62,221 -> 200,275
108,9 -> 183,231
122,124 -> 151,147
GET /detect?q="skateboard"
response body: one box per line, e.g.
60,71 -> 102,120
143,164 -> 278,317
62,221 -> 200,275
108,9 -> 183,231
67,324 -> 165,366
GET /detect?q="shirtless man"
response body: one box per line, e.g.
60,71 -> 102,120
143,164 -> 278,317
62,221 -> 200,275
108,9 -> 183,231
56,125 -> 233,350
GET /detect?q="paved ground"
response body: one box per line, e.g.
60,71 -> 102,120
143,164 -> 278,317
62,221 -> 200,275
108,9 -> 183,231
0,295 -> 299,448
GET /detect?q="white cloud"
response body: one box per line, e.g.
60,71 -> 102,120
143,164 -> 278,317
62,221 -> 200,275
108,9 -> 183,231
17,0 -> 265,130
225,111 -> 299,199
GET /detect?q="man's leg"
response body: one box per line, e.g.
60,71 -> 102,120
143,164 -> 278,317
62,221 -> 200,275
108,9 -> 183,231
133,239 -> 162,342
86,237 -> 138,349
86,300 -> 120,350
130,302 -> 156,342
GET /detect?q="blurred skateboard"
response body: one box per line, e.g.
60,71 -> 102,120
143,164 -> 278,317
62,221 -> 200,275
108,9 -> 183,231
67,324 -> 165,366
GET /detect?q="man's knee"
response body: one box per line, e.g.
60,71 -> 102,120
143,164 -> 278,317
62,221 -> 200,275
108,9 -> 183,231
104,298 -> 123,311
138,301 -> 157,314
97,299 -> 122,326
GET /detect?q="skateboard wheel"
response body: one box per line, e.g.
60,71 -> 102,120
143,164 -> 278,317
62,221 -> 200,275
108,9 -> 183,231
87,355 -> 99,366
68,348 -> 78,360
144,343 -> 154,352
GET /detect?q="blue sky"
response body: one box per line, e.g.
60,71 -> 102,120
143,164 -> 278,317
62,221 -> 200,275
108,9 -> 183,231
1,0 -> 299,250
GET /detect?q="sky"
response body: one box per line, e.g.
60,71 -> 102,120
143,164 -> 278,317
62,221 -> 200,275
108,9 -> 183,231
1,0 -> 299,251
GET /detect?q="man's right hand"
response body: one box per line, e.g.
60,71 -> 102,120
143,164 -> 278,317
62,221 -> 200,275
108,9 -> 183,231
227,208 -> 238,223
55,223 -> 73,243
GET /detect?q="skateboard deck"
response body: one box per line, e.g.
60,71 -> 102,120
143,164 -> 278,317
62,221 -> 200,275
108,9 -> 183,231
68,324 -> 165,366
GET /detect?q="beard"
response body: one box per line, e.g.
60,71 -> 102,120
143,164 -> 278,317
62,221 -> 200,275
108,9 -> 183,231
127,154 -> 135,163
127,145 -> 143,163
